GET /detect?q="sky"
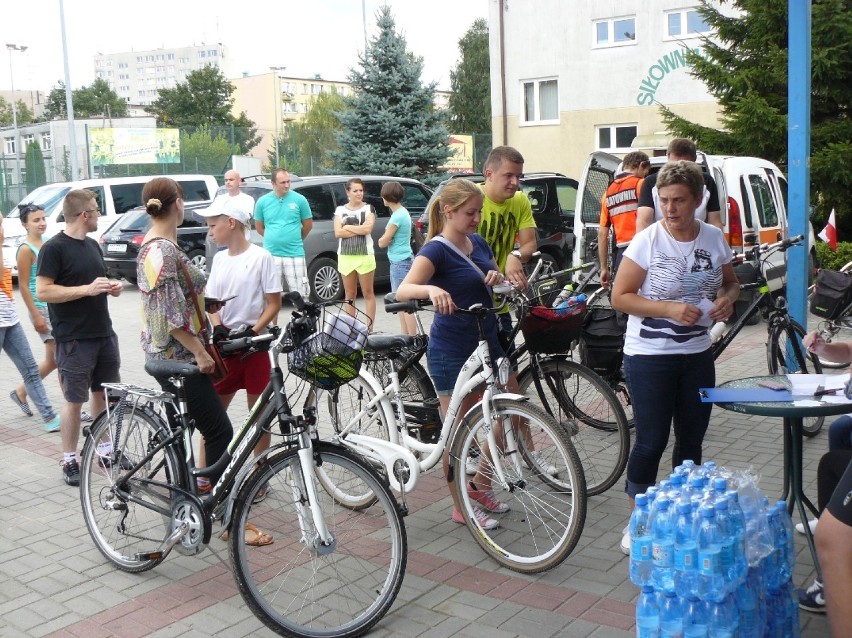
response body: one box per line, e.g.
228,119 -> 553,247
1,0 -> 489,95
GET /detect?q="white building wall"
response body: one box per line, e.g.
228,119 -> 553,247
488,0 -> 739,176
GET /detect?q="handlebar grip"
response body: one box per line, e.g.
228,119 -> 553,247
782,234 -> 805,249
284,291 -> 306,310
219,336 -> 253,354
492,282 -> 515,296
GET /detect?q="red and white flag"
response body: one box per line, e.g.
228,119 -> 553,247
819,209 -> 838,251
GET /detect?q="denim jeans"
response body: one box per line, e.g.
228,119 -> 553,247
1,322 -> 55,421
828,414 -> 852,451
390,257 -> 413,291
623,348 -> 714,497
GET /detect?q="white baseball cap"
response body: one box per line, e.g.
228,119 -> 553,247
199,196 -> 251,224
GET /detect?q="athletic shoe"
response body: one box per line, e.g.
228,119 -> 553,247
795,518 -> 818,535
452,506 -> 498,531
530,450 -> 558,477
43,415 -> 61,433
9,390 -> 33,417
467,481 -> 510,513
798,579 -> 826,613
620,525 -> 630,555
81,410 -> 93,423
465,449 -> 480,476
62,459 -> 80,486
98,453 -> 134,471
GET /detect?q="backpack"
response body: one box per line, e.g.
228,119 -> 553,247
810,269 -> 852,320
410,224 -> 426,254
579,306 -> 628,378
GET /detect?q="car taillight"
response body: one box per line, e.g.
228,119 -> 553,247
415,218 -> 423,232
728,197 -> 743,249
131,235 -> 145,246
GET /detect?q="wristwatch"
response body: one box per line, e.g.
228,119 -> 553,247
510,249 -> 523,261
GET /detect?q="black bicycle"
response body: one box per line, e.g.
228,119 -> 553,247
79,294 -> 407,638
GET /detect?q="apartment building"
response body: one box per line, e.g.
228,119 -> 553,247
94,44 -> 230,106
487,0 -> 739,176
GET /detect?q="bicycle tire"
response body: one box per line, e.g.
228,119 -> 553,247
229,442 -> 407,638
365,355 -> 441,442
448,399 -> 586,573
766,319 -> 825,437
518,359 -> 629,496
79,407 -> 183,573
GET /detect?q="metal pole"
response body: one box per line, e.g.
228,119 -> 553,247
270,66 -> 286,169
786,0 -> 811,328
59,0 -> 80,179
6,43 -> 27,193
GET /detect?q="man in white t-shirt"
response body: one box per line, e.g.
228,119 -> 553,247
199,197 -> 281,491
207,169 -> 255,220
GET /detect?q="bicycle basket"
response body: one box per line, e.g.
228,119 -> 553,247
520,302 -> 585,354
810,269 -> 852,321
287,304 -> 369,390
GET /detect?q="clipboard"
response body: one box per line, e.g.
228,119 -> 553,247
699,387 -> 793,403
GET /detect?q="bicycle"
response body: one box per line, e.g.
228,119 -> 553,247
78,295 -> 407,638
321,289 -> 587,573
809,259 -> 852,369
710,235 -> 824,436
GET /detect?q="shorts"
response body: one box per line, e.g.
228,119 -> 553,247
213,349 -> 271,396
33,306 -> 54,343
390,257 -> 413,291
428,341 -> 506,396
338,254 -> 376,276
827,457 -> 852,527
272,255 -> 308,297
55,333 -> 121,403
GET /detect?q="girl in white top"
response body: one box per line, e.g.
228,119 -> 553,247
333,178 -> 377,328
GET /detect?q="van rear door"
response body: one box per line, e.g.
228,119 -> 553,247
572,151 -> 620,269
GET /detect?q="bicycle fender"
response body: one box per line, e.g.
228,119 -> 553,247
458,393 -> 529,428
343,433 -> 420,494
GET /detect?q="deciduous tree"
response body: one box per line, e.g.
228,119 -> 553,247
0,96 -> 34,126
43,79 -> 127,119
448,18 -> 491,135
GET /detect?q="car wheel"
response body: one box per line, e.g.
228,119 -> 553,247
308,257 -> 343,303
188,250 -> 206,271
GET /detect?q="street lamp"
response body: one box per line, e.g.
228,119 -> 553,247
6,43 -> 28,193
270,66 -> 286,169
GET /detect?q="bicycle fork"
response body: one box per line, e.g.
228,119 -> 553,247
289,430 -> 336,554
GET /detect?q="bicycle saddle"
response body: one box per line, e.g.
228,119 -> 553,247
366,334 -> 418,353
144,359 -> 202,378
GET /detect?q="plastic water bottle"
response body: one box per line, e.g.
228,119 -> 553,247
710,321 -> 727,343
636,585 -> 660,638
714,499 -> 734,594
683,595 -> 709,638
725,491 -> 748,583
652,497 -> 676,591
776,500 -> 796,576
737,570 -> 760,637
550,282 -> 574,308
659,588 -> 683,638
554,293 -> 586,316
696,505 -> 724,602
630,493 -> 654,586
766,504 -> 791,587
783,580 -> 801,638
708,594 -> 737,638
674,501 -> 699,597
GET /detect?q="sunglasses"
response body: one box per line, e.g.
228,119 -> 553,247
20,204 -> 43,214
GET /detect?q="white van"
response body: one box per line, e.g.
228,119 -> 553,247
572,151 -> 815,320
1,174 -> 218,277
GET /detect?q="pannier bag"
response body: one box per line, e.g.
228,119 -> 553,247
580,306 -> 627,377
520,302 -> 585,354
810,269 -> 852,321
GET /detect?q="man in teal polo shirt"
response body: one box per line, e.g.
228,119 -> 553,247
255,168 -> 313,297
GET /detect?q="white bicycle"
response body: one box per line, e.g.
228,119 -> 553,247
312,290 -> 587,574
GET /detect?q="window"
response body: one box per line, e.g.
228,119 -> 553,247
297,185 -> 336,221
22,134 -> 35,148
311,83 -> 322,95
4,138 -> 16,155
521,78 -> 559,125
199,51 -> 206,58
596,124 -> 638,151
401,184 -> 430,216
41,134 -> 52,151
747,175 -> 779,227
208,50 -> 217,57
594,16 -> 636,47
666,8 -> 711,38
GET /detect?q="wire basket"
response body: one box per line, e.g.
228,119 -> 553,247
287,303 -> 369,390
520,300 -> 585,354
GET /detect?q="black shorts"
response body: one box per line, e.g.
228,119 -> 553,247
826,457 -> 852,527
55,333 -> 121,403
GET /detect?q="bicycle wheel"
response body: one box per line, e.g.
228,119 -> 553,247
230,442 -> 407,638
766,319 -> 825,437
518,359 -> 629,496
79,407 -> 183,572
365,355 -> 441,442
448,399 -> 586,573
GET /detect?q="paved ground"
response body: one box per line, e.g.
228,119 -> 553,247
0,281 -> 833,637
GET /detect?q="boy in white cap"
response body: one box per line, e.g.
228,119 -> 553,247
198,197 -> 281,498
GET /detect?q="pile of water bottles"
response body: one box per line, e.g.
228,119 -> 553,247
631,460 -> 800,637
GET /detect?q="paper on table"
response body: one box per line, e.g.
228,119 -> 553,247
786,373 -> 850,396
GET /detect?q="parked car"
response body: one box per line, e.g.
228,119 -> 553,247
419,172 -> 578,271
100,202 -> 211,285
2,174 -> 218,278
204,175 -> 433,302
572,151 -> 817,322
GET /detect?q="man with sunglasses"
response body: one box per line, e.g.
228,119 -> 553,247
36,189 -> 123,486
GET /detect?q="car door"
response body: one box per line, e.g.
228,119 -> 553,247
572,151 -> 621,268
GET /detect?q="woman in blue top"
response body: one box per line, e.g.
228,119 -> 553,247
396,178 -> 510,530
377,181 -> 417,335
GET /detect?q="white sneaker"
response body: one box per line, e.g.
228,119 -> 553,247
465,449 -> 480,476
795,518 -> 818,535
620,525 -> 630,555
452,506 -> 498,531
530,450 -> 558,477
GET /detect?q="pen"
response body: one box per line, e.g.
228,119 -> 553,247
814,387 -> 840,397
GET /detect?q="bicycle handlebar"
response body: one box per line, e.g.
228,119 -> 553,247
218,330 -> 277,355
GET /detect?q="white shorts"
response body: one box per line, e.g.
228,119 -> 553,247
273,256 -> 308,298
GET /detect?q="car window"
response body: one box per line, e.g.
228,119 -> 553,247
297,184 -> 336,221
241,186 -> 272,202
8,185 -> 70,219
181,209 -> 205,228
556,182 -> 577,219
177,179 -> 211,201
110,183 -> 145,214
364,182 -> 390,218
581,166 -> 612,223
402,185 -> 430,215
738,176 -> 754,229
521,184 -> 548,215
116,209 -> 150,231
747,174 -> 779,227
